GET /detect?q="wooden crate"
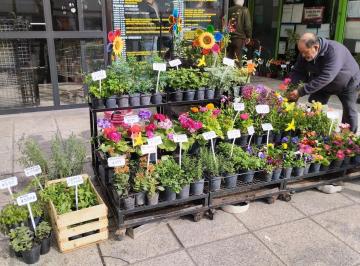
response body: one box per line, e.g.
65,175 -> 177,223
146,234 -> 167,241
46,175 -> 108,253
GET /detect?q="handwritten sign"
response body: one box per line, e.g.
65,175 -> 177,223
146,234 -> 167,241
108,156 -> 126,167
233,102 -> 245,112
17,192 -> 37,206
141,144 -> 157,155
153,63 -> 167,71
173,134 -> 188,143
327,111 -> 339,120
66,175 -> 84,187
262,123 -> 274,131
0,176 -> 18,190
24,165 -> 42,177
247,126 -> 255,135
256,105 -> 270,114
147,136 -> 163,146
169,59 -> 182,67
227,129 -> 241,139
202,131 -> 217,140
91,70 -> 106,81
223,57 -> 235,67
124,115 -> 140,124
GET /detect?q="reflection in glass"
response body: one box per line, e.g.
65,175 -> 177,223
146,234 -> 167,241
55,39 -> 104,105
82,0 -> 102,30
0,39 -> 53,109
51,0 -> 78,31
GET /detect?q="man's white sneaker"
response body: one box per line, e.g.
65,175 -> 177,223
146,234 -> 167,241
317,185 -> 343,194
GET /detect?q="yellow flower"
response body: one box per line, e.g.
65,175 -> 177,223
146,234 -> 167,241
206,103 -> 215,110
134,133 -> 143,146
284,102 -> 295,112
198,32 -> 215,50
312,101 -> 323,112
275,92 -> 280,98
282,143 -> 288,149
283,97 -> 288,103
113,36 -> 124,56
195,28 -> 204,36
197,55 -> 206,67
267,143 -> 274,149
285,118 -> 296,132
191,107 -> 199,113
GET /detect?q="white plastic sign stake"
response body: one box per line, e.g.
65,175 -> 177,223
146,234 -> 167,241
256,105 -> 270,114
107,156 -> 126,167
223,57 -> 235,67
153,63 -> 167,93
141,144 -> 157,168
17,192 -> 37,231
91,70 -> 106,95
124,115 -> 140,125
327,111 -> 339,136
0,176 -> 18,198
66,175 -> 84,211
262,123 -> 273,145
233,102 -> 245,111
247,126 -> 255,148
169,59 -> 182,70
281,64 -> 287,69
173,134 -> 188,168
227,129 -> 241,157
24,165 -> 43,190
147,136 -> 163,146
202,131 -> 217,141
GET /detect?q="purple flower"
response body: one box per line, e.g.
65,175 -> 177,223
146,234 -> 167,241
258,152 -> 265,159
281,137 -> 289,143
97,118 -> 111,129
242,85 -> 254,100
246,146 -> 253,154
291,137 -> 299,144
139,109 -> 152,120
167,133 -> 174,140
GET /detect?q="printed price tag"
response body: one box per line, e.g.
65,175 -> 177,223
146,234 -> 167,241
124,115 -> 140,124
173,134 -> 188,143
233,102 -> 245,112
66,175 -> 84,187
327,111 -> 339,120
256,105 -> 270,114
108,156 -> 126,167
262,123 -> 274,131
147,136 -> 163,146
17,192 -> 37,206
227,129 -> 241,139
141,144 -> 157,155
91,70 -> 107,81
153,63 -> 167,71
202,131 -> 217,140
24,165 -> 42,177
169,59 -> 182,67
0,176 -> 18,190
281,64 -> 287,69
247,126 -> 255,135
223,57 -> 235,67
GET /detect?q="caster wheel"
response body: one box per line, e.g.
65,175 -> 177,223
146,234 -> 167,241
193,212 -> 203,222
114,229 -> 126,241
266,196 -> 276,204
208,209 -> 216,220
283,194 -> 292,202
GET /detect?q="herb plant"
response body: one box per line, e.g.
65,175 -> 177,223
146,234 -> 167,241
35,221 -> 51,240
9,226 -> 34,252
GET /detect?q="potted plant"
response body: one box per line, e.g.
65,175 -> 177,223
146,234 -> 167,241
239,152 -> 263,183
282,151 -> 296,179
85,74 -> 106,109
182,154 -> 204,195
199,148 -> 221,191
235,112 -> 253,146
133,170 -> 148,206
220,156 -> 237,189
293,155 -> 306,177
112,166 -> 134,210
166,68 -> 184,101
0,204 -> 28,236
144,174 -> 164,205
35,221 -> 52,255
196,71 -> 210,100
320,157 -> 331,171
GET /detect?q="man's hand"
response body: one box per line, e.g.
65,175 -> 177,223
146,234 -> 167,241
245,38 -> 251,45
288,89 -> 300,102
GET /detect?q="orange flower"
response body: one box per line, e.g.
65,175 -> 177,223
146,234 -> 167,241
191,107 -> 199,113
206,103 -> 215,110
247,63 -> 256,74
279,83 -> 287,91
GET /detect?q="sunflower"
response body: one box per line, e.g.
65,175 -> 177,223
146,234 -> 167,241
198,32 -> 215,50
113,36 -> 124,56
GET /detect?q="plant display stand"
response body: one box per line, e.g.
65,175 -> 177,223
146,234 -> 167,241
46,175 -> 108,252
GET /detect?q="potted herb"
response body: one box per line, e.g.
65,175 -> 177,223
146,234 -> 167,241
35,221 -> 52,255
113,166 -> 134,210
85,75 -> 106,109
320,157 -> 331,171
144,175 -> 164,205
182,154 -> 204,195
282,151 -> 295,179
137,79 -> 153,105
128,86 -> 141,106
133,170 -> 148,206
220,156 -> 237,189
0,204 -> 28,236
166,68 -> 184,101
239,152 -> 263,183
200,148 -> 221,191
196,71 -> 210,100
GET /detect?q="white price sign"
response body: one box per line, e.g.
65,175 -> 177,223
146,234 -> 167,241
227,129 -> 241,139
233,102 -> 245,112
108,156 -> 126,167
91,70 -> 107,81
66,175 -> 84,187
17,192 -> 37,206
124,115 -> 140,124
327,111 -> 339,120
256,105 -> 270,114
169,59 -> 182,67
202,131 -> 217,140
24,165 -> 42,177
262,123 -> 274,131
0,176 -> 18,190
223,57 -> 235,67
247,126 -> 255,135
147,136 -> 163,146
281,64 -> 287,69
173,134 -> 188,143
141,144 -> 157,155
153,63 -> 167,71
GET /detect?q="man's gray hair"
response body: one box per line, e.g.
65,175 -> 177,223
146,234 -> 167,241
299,33 -> 320,48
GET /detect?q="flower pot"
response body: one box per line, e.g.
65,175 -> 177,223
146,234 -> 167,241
106,96 -> 118,108
151,93 -> 163,104
237,134 -> 249,146
264,172 -> 273,182
129,93 -> 141,106
310,163 -> 321,173
135,192 -> 146,206
353,155 -> 360,165
123,196 -> 135,210
22,244 -> 41,264
214,88 -> 223,98
172,90 -> 183,102
146,193 -> 159,206
177,185 -> 190,199
140,94 -> 152,105
224,175 -> 238,189
232,86 -> 241,97
195,89 -> 205,100
241,170 -> 255,183
162,187 -> 176,201
205,88 -> 215,99
320,164 -> 330,171
118,95 -> 129,107
183,90 -> 195,101
91,97 -> 105,109
272,168 -> 282,181
283,167 -> 293,179
210,176 -> 222,191
190,179 -> 204,195
11,246 -> 22,257
303,164 -> 311,175
293,167 -> 304,177
254,134 -> 263,146
274,133 -> 282,144
343,157 -> 351,166
331,159 -> 344,169
40,232 -> 52,255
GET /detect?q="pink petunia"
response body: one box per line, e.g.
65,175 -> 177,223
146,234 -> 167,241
109,132 -> 121,143
212,109 -> 221,116
240,113 -> 249,120
336,150 -> 345,160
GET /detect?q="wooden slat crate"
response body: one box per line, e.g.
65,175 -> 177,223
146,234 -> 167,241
46,175 -> 108,252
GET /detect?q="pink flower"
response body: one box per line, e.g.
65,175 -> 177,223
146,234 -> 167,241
240,113 -> 249,120
211,43 -> 220,53
158,118 -> 173,130
154,113 -> 166,122
167,133 -> 174,140
146,130 -> 154,138
336,150 -> 345,160
324,144 -> 331,151
145,123 -> 156,132
283,78 -> 291,85
339,123 -> 350,129
109,132 -> 121,143
200,106 -> 208,112
212,109 -> 221,116
299,144 -> 313,154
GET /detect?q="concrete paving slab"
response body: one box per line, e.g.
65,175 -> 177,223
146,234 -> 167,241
313,205 -> 360,253
290,190 -> 354,216
14,116 -> 57,136
235,200 -> 305,231
102,257 -> 129,265
131,250 -> 195,266
342,180 -> 360,203
98,224 -> 181,263
0,136 -> 13,153
0,119 -> 13,137
188,233 -> 284,266
256,218 -> 360,266
168,210 -> 247,248
0,152 -> 13,175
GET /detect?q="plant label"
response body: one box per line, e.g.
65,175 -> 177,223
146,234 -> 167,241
169,59 -> 182,67
247,126 -> 255,135
108,156 -> 126,167
223,57 -> 235,67
256,105 -> 270,114
227,129 -> 241,139
66,175 -> 84,187
202,131 -> 217,140
17,192 -> 37,206
0,176 -> 18,190
281,64 -> 287,69
124,115 -> 140,125
147,136 -> 163,146
91,70 -> 106,81
233,102 -> 245,112
153,63 -> 167,71
327,111 -> 339,120
173,134 -> 188,143
141,144 -> 157,155
262,123 -> 273,131
24,165 -> 42,177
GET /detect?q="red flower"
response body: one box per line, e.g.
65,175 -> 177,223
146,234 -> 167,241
284,78 -> 291,85
154,113 -> 166,122
279,83 -> 287,91
145,123 -> 156,132
202,49 -> 211,55
129,124 -> 142,134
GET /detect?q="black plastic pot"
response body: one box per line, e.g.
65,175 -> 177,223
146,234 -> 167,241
22,244 -> 41,264
274,133 -> 282,144
135,192 -> 146,206
254,135 -> 263,146
214,88 -> 223,98
232,86 -> 241,97
146,193 -> 159,206
241,170 -> 255,183
293,167 -> 304,177
129,93 -> 141,106
183,90 -> 195,101
162,187 -> 176,201
11,246 -> 22,257
177,185 -> 190,199
28,217 -> 42,231
40,232 -> 52,255
205,88 -> 215,99
310,163 -> 321,173
272,168 -> 282,180
123,197 -> 135,210
353,155 -> 360,165
331,159 -> 344,169
118,95 -> 129,107
172,90 -> 183,102
342,157 -> 351,166
320,164 -> 330,171
106,96 -> 118,108
140,94 -> 152,105
303,164 -> 311,175
237,134 -> 249,146
283,167 -> 293,179
264,172 -> 273,182
210,176 -> 222,191
151,93 -> 163,104
195,89 -> 205,100
190,179 -> 204,195
224,175 -> 238,188
91,97 -> 105,109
